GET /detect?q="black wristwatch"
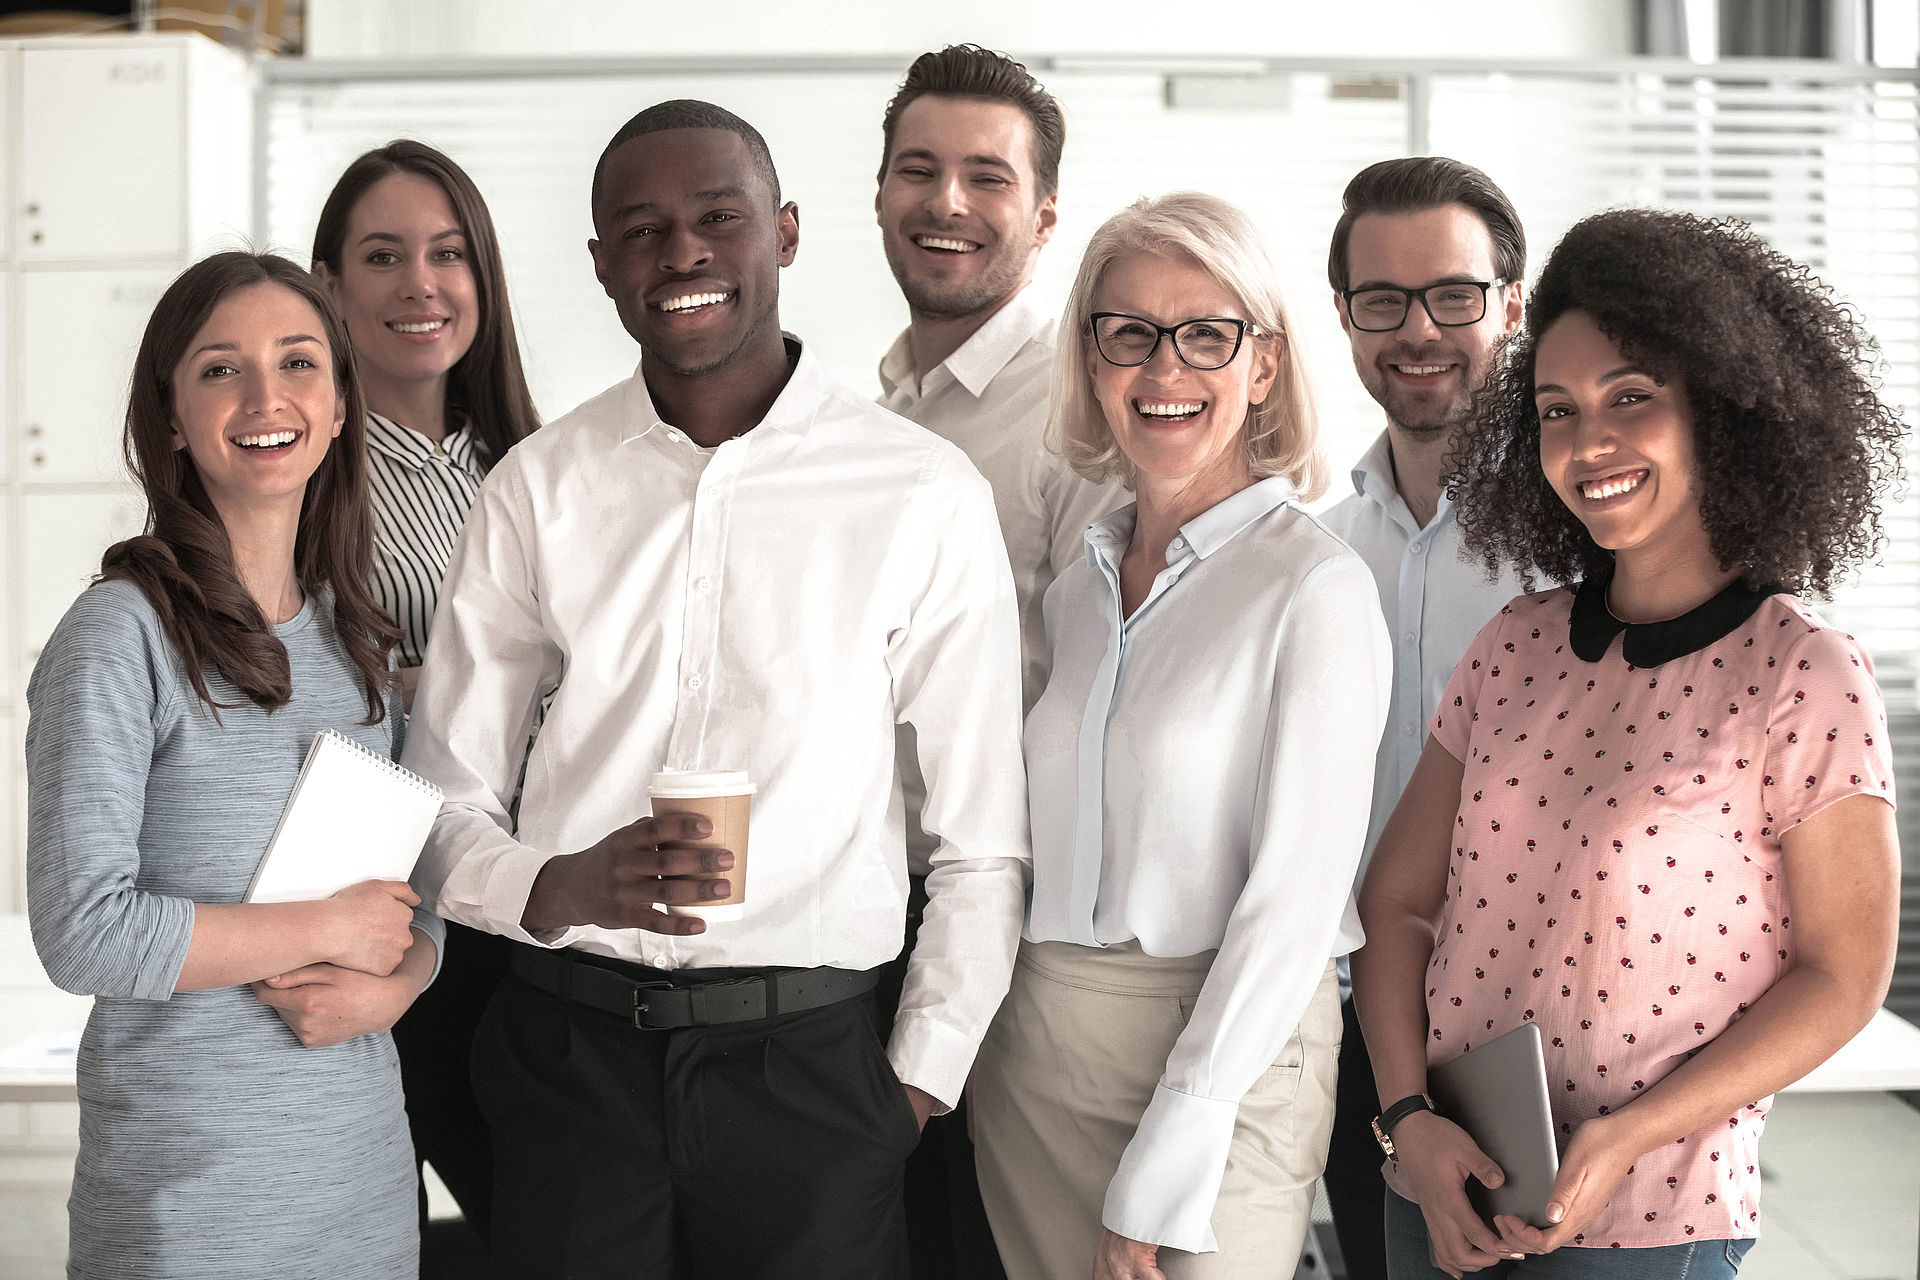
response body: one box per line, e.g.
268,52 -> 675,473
1370,1093 -> 1437,1160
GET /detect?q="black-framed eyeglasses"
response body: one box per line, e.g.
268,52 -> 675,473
1340,279 -> 1509,332
1089,312 -> 1259,371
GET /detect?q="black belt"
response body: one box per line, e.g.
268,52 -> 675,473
511,945 -> 881,1030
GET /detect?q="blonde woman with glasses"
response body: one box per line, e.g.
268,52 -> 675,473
972,192 -> 1389,1280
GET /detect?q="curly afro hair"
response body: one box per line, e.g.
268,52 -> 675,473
1448,208 -> 1905,597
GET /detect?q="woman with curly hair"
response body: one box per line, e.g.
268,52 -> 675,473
1354,208 -> 1902,1279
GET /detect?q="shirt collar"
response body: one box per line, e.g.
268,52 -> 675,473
366,410 -> 477,472
876,286 -> 1054,401
1348,428 -> 1452,535
1568,566 -> 1785,666
1083,474 -> 1296,567
621,335 -> 822,444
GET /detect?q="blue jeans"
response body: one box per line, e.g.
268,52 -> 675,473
1385,1190 -> 1755,1279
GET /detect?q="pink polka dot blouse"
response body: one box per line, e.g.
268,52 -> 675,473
1381,582 -> 1894,1248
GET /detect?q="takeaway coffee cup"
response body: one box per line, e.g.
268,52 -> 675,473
648,769 -> 755,922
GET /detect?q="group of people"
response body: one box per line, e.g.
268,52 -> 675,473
22,42 -> 1903,1280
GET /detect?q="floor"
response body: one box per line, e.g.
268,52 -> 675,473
2,1093 -> 1916,1279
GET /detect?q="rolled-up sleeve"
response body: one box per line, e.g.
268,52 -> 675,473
1103,555 -> 1389,1251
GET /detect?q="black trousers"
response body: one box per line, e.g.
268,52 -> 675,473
392,920 -> 512,1236
473,958 -> 917,1280
873,877 -> 1008,1280
1324,993 -> 1390,1280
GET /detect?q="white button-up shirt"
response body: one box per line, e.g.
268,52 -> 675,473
1319,431 -> 1526,881
878,287 -> 1126,707
1024,476 -> 1389,1252
405,342 -> 1031,1107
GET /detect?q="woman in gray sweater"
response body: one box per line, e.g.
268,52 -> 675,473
26,252 -> 443,1279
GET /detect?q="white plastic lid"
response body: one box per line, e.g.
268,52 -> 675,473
648,769 -> 756,799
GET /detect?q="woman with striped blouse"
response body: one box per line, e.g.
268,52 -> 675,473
312,139 -> 540,1252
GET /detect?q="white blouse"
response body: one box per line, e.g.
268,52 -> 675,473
1024,475 -> 1389,1252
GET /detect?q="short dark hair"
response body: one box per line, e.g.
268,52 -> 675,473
1327,156 -> 1526,290
1449,208 -> 1905,597
591,99 -> 781,214
879,45 -> 1065,197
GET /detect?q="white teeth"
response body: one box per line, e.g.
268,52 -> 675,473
1581,472 -> 1645,500
1137,401 -> 1205,418
1394,364 -> 1450,376
235,430 -> 297,449
657,291 -> 730,312
915,236 -> 978,253
389,320 -> 445,334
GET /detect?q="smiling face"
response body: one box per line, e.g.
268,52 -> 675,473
321,171 -> 478,409
169,282 -> 346,521
589,128 -> 798,379
1087,250 -> 1279,493
876,94 -> 1057,321
1535,310 -> 1709,571
1339,203 -> 1522,440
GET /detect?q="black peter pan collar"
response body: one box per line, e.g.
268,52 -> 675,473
1569,567 -> 1784,667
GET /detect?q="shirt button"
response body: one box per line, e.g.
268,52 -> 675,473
652,955 -> 676,971
687,674 -> 704,691
1171,536 -> 1186,551
1409,542 -> 1425,555
1404,723 -> 1417,736
1402,631 -> 1417,646
696,577 -> 712,593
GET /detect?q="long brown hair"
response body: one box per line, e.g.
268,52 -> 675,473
311,139 -> 540,466
101,251 -> 399,721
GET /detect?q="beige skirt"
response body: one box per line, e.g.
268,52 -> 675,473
973,939 -> 1341,1280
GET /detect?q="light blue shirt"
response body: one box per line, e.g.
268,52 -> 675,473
1320,431 -> 1526,994
1024,474 -> 1388,1252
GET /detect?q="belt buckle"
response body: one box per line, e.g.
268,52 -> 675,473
629,980 -> 677,1030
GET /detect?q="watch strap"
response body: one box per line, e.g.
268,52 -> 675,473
1371,1093 -> 1437,1159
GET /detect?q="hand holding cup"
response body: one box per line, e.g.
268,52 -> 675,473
520,811 -> 737,936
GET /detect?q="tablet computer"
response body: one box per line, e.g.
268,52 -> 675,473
1428,1021 -> 1562,1229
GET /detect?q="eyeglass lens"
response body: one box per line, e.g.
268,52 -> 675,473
1347,284 -> 1489,332
1093,315 -> 1243,369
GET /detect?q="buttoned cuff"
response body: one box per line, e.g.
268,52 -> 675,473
475,845 -> 584,949
1101,1083 -> 1237,1253
886,1012 -> 975,1113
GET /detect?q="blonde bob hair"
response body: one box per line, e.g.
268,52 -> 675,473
1049,191 -> 1325,499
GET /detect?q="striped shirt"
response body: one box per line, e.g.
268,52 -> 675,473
366,411 -> 490,666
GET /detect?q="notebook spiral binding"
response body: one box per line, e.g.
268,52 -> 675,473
317,728 -> 440,797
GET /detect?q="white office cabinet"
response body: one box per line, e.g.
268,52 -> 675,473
1,36 -> 254,905
17,40 -> 250,264
18,269 -> 173,483
19,491 -> 143,674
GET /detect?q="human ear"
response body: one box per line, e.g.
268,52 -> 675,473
777,202 -> 801,267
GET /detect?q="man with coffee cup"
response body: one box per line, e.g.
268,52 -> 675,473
405,99 -> 1031,1279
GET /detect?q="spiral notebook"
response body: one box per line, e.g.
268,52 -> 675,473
243,728 -> 444,904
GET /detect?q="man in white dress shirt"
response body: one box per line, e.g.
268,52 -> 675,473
872,46 -> 1123,1280
1317,156 -> 1530,1280
405,99 -> 1030,1280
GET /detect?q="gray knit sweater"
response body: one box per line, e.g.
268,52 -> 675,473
26,579 -> 442,1279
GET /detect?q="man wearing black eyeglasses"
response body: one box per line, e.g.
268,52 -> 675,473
1318,156 -> 1531,1280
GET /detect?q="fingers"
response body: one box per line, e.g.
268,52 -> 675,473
263,964 -> 338,988
1433,1188 -> 1509,1263
369,880 -> 421,907
626,811 -> 715,847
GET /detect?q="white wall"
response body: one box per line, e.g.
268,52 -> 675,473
307,0 -> 1635,61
